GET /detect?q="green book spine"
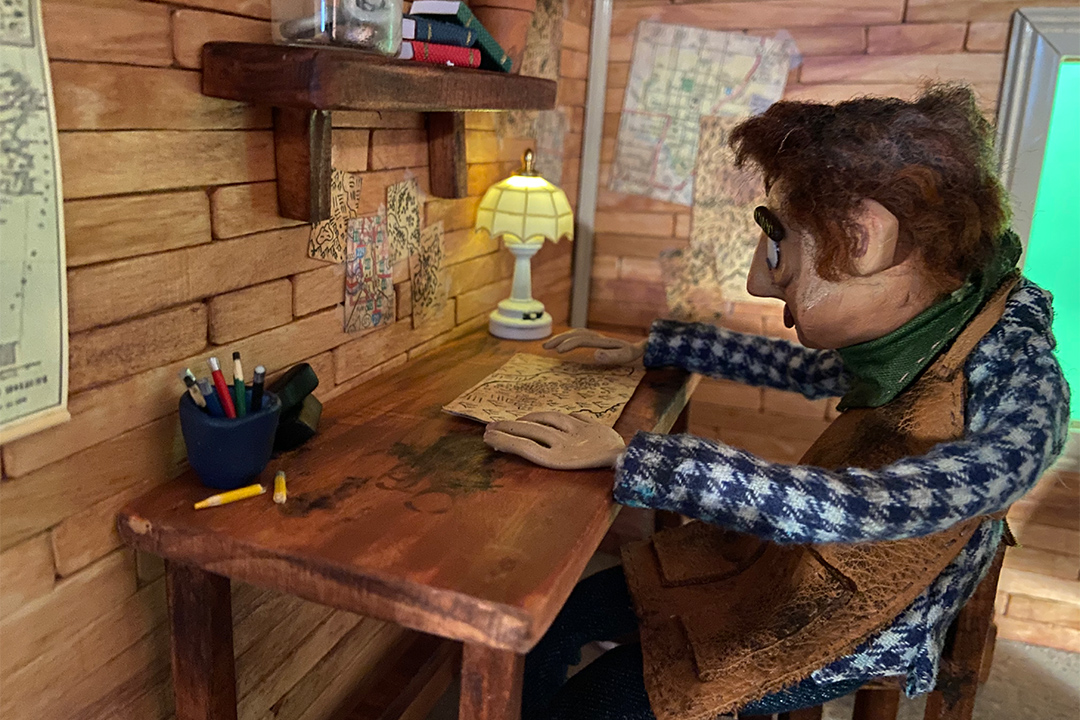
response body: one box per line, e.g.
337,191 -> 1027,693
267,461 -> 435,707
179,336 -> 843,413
415,3 -> 512,72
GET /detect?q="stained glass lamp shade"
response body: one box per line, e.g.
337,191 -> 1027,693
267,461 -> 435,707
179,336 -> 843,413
474,150 -> 574,340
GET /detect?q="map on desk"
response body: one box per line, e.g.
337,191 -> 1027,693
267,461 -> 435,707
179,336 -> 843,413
610,21 -> 795,206
443,353 -> 646,426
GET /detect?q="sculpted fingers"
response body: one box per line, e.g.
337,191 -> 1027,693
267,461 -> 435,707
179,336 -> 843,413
543,328 -> 594,351
595,339 -> 645,365
484,420 -> 565,447
518,412 -> 584,433
483,429 -> 555,465
544,329 -> 625,354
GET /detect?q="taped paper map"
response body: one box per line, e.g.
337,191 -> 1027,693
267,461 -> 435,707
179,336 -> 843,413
410,221 -> 447,326
386,177 -> 420,263
443,353 -> 646,426
308,169 -> 360,263
345,206 -> 395,333
661,116 -> 782,319
611,22 -> 795,206
0,0 -> 70,442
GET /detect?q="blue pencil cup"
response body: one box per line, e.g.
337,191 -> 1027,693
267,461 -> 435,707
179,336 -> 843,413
178,390 -> 282,490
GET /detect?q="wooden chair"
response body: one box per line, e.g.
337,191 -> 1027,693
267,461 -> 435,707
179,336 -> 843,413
741,543 -> 1006,720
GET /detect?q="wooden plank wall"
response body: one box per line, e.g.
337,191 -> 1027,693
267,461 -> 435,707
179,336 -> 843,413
592,0 -> 1079,652
0,0 -> 592,716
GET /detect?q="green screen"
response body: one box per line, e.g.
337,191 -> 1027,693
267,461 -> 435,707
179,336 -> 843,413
1024,59 -> 1080,419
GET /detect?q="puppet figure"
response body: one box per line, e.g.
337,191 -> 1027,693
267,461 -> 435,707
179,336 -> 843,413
483,85 -> 1071,720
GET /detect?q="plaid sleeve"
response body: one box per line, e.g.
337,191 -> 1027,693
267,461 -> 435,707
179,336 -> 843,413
644,319 -> 851,400
616,282 -> 1070,544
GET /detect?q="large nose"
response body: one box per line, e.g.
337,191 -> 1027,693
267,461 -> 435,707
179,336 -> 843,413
746,234 -> 783,299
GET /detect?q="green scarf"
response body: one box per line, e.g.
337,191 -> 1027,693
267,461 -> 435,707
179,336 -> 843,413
836,231 -> 1022,411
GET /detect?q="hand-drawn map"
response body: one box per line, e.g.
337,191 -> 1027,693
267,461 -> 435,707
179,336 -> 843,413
308,168 -> 360,263
533,108 -> 568,185
345,206 -> 395,333
0,0 -> 69,442
386,177 -> 421,263
610,22 -> 795,205
443,353 -> 646,426
520,0 -> 562,81
660,115 -> 781,320
410,220 -> 446,326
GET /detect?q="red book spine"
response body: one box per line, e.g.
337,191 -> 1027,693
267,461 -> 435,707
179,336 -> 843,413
406,41 -> 481,68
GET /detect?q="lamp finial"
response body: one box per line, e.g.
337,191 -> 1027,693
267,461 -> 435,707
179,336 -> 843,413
520,149 -> 537,176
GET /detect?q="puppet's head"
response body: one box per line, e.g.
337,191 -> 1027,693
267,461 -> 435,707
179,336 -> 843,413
730,84 -> 1010,349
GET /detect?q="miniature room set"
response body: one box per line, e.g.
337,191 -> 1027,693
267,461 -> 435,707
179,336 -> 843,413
0,2 -> 1077,720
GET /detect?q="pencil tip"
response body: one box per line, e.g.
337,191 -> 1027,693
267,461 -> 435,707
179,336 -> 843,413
233,351 -> 241,360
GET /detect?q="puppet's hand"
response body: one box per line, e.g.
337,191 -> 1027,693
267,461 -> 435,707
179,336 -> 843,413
484,412 -> 625,470
543,329 -> 646,366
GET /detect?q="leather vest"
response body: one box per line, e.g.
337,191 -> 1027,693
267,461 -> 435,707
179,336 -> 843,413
621,278 -> 1018,720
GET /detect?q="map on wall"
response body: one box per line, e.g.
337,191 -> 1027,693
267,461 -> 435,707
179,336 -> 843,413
610,21 -> 795,206
0,0 -> 69,443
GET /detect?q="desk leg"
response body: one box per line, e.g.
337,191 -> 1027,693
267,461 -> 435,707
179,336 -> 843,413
459,643 -> 524,720
165,561 -> 238,720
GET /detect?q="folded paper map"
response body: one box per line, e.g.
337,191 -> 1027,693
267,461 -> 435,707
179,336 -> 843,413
444,353 -> 646,426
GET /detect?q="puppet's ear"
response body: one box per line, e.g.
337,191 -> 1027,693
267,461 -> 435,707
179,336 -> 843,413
852,199 -> 899,276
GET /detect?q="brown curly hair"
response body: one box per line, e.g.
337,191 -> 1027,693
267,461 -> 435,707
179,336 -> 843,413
729,84 -> 1009,287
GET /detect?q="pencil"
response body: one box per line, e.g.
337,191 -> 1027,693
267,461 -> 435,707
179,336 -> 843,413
197,377 -> 225,417
273,470 -> 287,504
180,369 -> 207,409
207,357 -> 237,418
233,351 -> 247,418
193,483 -> 265,510
251,365 -> 266,412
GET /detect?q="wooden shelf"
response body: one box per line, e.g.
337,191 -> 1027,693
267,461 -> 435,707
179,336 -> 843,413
201,42 -> 559,221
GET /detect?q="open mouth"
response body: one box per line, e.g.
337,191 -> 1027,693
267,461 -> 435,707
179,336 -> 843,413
783,304 -> 795,329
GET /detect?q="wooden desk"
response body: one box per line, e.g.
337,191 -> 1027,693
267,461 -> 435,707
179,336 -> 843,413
118,330 -> 698,720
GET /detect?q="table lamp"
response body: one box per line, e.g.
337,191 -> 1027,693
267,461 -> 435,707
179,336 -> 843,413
474,150 -> 574,340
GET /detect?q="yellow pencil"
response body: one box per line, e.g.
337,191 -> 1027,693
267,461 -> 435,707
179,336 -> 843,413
273,471 -> 287,505
194,483 -> 265,510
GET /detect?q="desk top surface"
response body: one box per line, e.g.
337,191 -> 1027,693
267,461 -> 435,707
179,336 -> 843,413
118,330 -> 696,653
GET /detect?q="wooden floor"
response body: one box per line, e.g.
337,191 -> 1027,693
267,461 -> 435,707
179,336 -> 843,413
687,378 -> 1080,653
998,444 -> 1080,653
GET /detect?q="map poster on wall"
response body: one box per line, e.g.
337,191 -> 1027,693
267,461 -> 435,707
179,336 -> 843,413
0,0 -> 70,443
610,21 -> 795,206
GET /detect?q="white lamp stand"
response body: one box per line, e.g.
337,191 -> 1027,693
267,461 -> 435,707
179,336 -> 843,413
474,149 -> 574,340
489,240 -> 552,340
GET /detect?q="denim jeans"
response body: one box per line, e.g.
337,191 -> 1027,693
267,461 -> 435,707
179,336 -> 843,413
523,566 -> 865,720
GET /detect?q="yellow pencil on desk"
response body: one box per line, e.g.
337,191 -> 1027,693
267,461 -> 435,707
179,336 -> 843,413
273,471 -> 287,504
194,483 -> 265,510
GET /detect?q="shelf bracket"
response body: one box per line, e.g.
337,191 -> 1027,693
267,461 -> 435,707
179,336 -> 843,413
426,111 -> 468,199
273,107 -> 332,222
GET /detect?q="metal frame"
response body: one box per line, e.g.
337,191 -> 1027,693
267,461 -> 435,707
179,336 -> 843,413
570,0 -> 613,327
995,7 -> 1080,261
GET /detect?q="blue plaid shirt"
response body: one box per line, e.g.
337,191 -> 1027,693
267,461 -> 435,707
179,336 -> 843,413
614,279 -> 1070,695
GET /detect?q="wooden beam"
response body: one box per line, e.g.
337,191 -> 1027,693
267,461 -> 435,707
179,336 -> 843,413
165,561 -> 238,720
459,644 -> 523,720
203,43 -> 557,112
852,688 -> 900,719
427,112 -> 468,199
273,107 -> 332,222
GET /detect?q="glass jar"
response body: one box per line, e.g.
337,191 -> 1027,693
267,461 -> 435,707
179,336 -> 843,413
272,0 -> 402,55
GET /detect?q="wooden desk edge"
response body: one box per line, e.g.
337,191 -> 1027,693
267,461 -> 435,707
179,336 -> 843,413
117,340 -> 699,654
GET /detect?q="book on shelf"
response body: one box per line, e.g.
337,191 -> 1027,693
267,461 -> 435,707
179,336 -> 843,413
397,40 -> 482,68
403,15 -> 478,48
408,0 -> 511,72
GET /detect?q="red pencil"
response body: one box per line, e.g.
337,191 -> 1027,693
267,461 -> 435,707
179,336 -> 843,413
207,357 -> 237,418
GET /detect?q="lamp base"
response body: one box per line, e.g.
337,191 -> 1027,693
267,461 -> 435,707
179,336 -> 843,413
489,298 -> 552,340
